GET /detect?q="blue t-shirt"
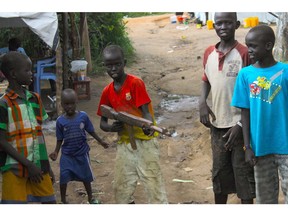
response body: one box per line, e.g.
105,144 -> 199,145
56,111 -> 94,156
231,62 -> 288,157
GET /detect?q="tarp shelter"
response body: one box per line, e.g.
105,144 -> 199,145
0,12 -> 59,50
0,12 -> 62,115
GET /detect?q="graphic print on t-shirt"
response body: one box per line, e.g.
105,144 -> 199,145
125,92 -> 132,101
226,60 -> 241,77
249,69 -> 283,104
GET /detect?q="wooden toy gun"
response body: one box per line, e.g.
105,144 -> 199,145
100,105 -> 171,150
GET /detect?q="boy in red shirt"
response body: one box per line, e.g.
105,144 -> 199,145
97,45 -> 167,204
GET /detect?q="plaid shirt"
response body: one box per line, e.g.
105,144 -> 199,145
0,88 -> 50,177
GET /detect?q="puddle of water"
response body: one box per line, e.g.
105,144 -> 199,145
156,116 -> 166,124
159,94 -> 199,113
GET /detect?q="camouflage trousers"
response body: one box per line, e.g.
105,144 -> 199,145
113,138 -> 168,204
255,154 -> 288,204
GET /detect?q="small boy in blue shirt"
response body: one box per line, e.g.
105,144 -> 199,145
49,88 -> 109,204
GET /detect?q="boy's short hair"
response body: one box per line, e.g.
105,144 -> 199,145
0,51 -> 28,78
61,88 -> 77,100
214,12 -> 238,22
230,12 -> 237,21
102,45 -> 124,59
249,25 -> 275,45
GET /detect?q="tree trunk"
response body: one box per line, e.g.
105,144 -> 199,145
69,13 -> 81,60
80,13 -> 85,44
274,13 -> 288,62
62,12 -> 70,88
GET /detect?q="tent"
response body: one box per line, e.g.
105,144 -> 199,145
0,12 -> 59,50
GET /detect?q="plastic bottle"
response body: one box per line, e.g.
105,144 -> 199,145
170,15 -> 177,24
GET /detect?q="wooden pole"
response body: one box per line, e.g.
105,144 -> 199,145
55,44 -> 63,115
81,13 -> 93,73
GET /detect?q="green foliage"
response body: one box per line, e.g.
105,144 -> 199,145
86,13 -> 135,74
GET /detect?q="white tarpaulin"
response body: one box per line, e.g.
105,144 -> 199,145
0,12 -> 59,50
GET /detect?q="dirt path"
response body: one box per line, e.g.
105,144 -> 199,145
42,14 -> 254,204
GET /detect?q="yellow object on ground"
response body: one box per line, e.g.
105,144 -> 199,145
243,17 -> 251,28
207,20 -> 213,30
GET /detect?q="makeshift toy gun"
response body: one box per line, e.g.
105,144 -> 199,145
100,105 -> 172,150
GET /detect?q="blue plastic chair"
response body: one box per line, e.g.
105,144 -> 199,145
33,56 -> 56,95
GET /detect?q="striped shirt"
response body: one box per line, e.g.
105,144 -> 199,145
0,88 -> 50,177
56,111 -> 94,156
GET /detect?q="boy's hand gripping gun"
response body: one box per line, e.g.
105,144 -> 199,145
100,105 -> 172,150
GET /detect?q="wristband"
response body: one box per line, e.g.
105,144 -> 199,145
237,121 -> 242,127
243,145 -> 251,151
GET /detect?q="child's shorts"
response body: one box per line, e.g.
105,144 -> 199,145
1,170 -> 56,204
60,152 -> 94,184
211,126 -> 256,200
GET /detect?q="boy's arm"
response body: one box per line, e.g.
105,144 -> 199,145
241,108 -> 257,166
140,103 -> 154,136
140,103 -> 153,121
100,116 -> 124,133
0,130 -> 44,183
48,139 -> 62,183
49,140 -> 62,161
88,131 -> 109,149
199,80 -> 216,128
223,121 -> 243,151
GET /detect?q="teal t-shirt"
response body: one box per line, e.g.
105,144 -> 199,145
231,62 -> 288,157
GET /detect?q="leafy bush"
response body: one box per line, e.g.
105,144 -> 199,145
86,13 -> 135,74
